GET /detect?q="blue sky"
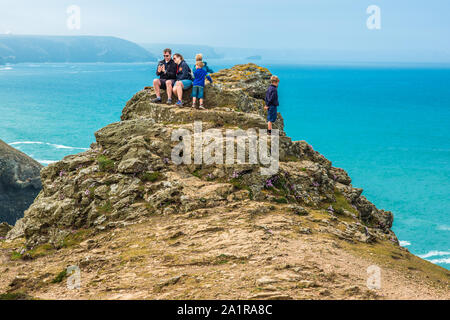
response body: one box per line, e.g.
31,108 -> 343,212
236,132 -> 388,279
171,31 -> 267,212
1,0 -> 449,61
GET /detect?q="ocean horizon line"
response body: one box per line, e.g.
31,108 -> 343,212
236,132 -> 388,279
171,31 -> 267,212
2,59 -> 450,69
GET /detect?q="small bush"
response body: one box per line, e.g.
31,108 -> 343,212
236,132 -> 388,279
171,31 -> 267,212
333,206 -> 345,215
0,292 -> 32,300
27,244 -> 55,259
141,172 -> 161,183
247,187 -> 254,200
62,229 -> 91,248
332,190 -> 359,215
230,179 -> 245,190
192,170 -> 202,179
97,155 -> 115,172
97,201 -> 113,215
10,251 -> 22,261
52,269 -> 67,283
273,197 -> 288,204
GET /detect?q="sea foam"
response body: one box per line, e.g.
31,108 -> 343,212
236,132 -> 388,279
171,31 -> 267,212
36,160 -> 57,165
9,141 -> 88,150
428,258 -> 450,264
419,250 -> 450,259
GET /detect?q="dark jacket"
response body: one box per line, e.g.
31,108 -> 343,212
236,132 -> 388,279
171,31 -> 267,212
176,60 -> 193,81
265,84 -> 279,107
193,67 -> 213,87
156,59 -> 177,80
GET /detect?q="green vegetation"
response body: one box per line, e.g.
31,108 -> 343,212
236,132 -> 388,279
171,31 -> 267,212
192,169 -> 202,179
230,178 -> 245,190
26,244 -> 55,259
323,190 -> 359,219
332,206 -> 345,215
141,172 -> 161,183
284,155 -> 301,162
213,254 -> 247,265
264,174 -> 294,203
334,190 -> 358,214
273,197 -> 288,204
341,239 -> 450,285
96,201 -> 113,215
247,187 -> 254,200
97,155 -> 115,172
229,178 -> 253,200
10,251 -> 22,261
61,229 -> 91,248
51,269 -> 67,283
0,292 -> 33,300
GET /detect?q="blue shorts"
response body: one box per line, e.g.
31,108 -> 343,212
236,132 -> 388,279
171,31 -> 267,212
267,106 -> 278,122
176,80 -> 193,90
191,86 -> 204,99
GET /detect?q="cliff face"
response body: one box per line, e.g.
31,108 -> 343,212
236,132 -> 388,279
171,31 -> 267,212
0,35 -> 155,63
0,140 -> 42,225
1,64 -> 448,300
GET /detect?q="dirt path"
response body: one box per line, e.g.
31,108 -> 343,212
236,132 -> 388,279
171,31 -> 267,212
1,204 -> 448,300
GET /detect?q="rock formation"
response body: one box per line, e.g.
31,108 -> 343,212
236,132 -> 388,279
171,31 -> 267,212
7,64 -> 395,247
0,140 -> 42,225
0,222 -> 11,238
2,64 -> 448,300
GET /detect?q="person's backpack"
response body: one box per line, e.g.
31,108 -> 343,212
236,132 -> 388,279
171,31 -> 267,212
204,62 -> 214,74
187,64 -> 194,81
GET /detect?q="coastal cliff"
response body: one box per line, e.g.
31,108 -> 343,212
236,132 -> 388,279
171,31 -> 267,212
1,64 -> 448,300
0,140 -> 42,226
0,35 -> 155,64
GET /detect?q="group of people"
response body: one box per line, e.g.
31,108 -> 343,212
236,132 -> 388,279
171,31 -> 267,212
152,48 -> 213,109
151,48 -> 280,134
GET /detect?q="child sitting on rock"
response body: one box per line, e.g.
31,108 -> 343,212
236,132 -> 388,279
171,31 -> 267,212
191,61 -> 213,110
264,75 -> 280,135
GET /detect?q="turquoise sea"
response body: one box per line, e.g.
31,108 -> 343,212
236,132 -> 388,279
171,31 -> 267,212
0,61 -> 449,269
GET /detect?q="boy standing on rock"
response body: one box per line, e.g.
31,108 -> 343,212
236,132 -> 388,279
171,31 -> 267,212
191,61 -> 213,110
195,53 -> 214,73
264,75 -> 280,135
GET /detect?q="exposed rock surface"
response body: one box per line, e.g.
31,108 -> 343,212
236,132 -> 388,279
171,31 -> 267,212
0,140 -> 42,225
2,64 -> 448,300
0,222 -> 11,237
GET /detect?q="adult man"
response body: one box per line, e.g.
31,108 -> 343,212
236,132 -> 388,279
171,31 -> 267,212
264,75 -> 280,135
152,48 -> 177,104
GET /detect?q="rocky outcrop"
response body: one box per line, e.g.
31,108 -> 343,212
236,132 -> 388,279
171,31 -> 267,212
0,140 -> 42,225
7,63 -> 397,249
0,222 -> 11,238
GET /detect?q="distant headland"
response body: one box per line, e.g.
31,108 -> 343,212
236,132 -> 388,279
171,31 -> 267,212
0,35 -> 155,64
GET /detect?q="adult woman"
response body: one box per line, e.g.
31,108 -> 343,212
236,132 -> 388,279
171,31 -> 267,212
172,53 -> 193,107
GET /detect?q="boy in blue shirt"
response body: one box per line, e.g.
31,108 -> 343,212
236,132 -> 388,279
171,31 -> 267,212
264,75 -> 280,135
192,61 -> 213,110
195,53 -> 214,73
